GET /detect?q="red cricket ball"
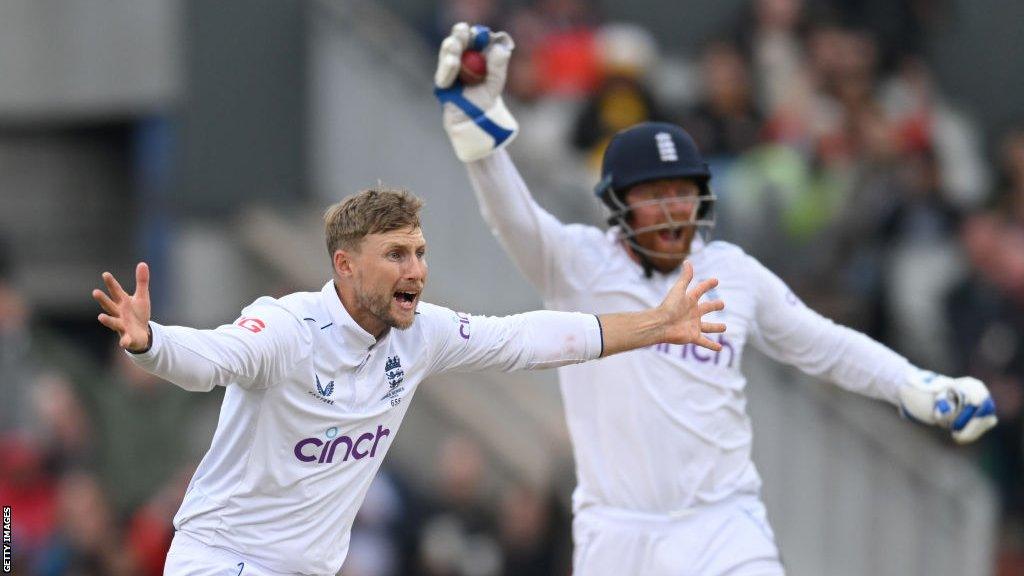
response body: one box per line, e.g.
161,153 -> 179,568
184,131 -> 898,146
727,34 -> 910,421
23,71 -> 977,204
459,50 -> 487,86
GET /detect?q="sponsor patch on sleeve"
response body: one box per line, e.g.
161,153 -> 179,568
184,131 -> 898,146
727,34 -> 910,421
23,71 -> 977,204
455,312 -> 471,340
235,317 -> 266,333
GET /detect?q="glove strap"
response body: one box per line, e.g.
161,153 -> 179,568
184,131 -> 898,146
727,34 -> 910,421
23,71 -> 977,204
435,85 -> 515,145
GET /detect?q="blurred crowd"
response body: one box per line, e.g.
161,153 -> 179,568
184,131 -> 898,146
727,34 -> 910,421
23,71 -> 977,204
3,0 -> 1023,574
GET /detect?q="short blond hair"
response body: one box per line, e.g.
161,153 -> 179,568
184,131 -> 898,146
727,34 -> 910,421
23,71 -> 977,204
324,187 -> 423,254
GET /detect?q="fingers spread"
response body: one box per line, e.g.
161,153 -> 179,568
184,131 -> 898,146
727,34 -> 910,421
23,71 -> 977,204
700,321 -> 726,334
97,313 -> 123,333
697,299 -> 725,316
694,335 -> 723,352
136,262 -> 150,300
102,271 -> 129,300
688,277 -> 719,300
92,289 -> 118,316
681,260 -> 694,288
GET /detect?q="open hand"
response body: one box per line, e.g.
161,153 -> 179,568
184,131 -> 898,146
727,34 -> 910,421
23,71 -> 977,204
92,262 -> 152,353
659,261 -> 726,351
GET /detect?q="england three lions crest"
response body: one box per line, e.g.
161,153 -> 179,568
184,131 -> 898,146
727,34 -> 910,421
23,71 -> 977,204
385,355 -> 404,388
382,355 -> 406,406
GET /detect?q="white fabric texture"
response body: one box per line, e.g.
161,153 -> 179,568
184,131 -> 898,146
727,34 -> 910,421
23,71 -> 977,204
465,149 -> 916,516
131,281 -> 602,575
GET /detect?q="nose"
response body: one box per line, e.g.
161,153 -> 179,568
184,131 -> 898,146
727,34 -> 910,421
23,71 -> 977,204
666,197 -> 696,220
404,257 -> 427,283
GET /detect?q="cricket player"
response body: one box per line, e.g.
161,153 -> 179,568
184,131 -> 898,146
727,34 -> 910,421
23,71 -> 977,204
91,188 -> 726,575
434,23 -> 999,575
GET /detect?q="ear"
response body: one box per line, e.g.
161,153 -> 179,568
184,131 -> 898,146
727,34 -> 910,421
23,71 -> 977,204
333,249 -> 354,278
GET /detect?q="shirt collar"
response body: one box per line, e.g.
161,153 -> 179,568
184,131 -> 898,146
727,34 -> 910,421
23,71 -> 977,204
320,280 -> 379,351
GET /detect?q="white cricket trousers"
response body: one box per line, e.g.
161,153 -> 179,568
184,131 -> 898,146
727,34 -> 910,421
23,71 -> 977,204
572,496 -> 785,576
164,531 -> 292,576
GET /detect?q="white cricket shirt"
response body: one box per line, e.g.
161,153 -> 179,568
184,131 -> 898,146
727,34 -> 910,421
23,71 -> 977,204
128,280 -> 602,574
466,150 -> 916,515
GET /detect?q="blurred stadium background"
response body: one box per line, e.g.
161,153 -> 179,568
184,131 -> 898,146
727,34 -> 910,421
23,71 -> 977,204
1,0 -> 1023,574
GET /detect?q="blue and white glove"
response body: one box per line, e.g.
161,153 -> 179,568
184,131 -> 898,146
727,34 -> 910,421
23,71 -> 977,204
434,22 -> 518,162
898,370 -> 997,444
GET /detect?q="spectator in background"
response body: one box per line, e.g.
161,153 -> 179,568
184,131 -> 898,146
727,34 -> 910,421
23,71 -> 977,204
873,146 -> 962,366
343,468 -> 416,576
504,6 -> 549,104
824,0 -> 952,65
530,0 -> 603,98
880,57 -> 990,206
681,40 -> 764,160
0,238 -> 36,434
35,471 -> 138,576
90,349 -> 198,516
994,127 -> 1024,226
415,435 -> 502,576
571,24 -> 664,167
737,0 -> 808,122
125,466 -> 193,576
498,483 -> 565,576
31,372 -> 96,477
946,214 -> 1024,520
431,0 -> 501,47
0,435 -> 58,565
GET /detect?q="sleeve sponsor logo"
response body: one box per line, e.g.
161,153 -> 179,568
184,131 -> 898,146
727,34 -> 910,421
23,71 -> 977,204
235,317 -> 266,333
456,312 -> 471,340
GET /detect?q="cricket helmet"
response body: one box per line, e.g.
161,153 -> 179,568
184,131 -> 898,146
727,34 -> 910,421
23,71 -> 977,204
594,122 -> 716,259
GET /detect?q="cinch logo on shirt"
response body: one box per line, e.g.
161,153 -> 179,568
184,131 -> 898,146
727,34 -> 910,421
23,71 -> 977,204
293,424 -> 391,464
651,334 -> 735,368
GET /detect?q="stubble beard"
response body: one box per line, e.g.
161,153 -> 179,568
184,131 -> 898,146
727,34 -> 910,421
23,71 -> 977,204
355,284 -> 414,331
632,226 -> 695,273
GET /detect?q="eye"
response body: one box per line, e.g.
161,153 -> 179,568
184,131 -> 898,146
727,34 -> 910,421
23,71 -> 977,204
387,251 -> 402,261
416,249 -> 426,259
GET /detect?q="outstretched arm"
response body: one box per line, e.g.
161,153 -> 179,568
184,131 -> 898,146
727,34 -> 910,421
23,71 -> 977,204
747,255 -> 996,444
427,261 -> 725,374
92,263 -> 303,391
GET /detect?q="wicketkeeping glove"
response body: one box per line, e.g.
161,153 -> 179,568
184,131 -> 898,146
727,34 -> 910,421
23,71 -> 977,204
434,22 -> 518,162
898,370 -> 998,444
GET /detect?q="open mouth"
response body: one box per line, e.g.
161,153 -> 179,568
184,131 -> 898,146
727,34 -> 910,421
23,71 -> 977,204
657,227 -> 685,242
393,291 -> 418,310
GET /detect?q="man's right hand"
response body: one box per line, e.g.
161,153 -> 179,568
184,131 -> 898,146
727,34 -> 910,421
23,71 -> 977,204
899,370 -> 998,444
92,262 -> 152,353
434,22 -> 519,162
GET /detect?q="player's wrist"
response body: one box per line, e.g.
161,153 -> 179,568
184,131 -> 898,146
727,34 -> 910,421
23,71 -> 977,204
642,306 -> 673,346
126,324 -> 153,354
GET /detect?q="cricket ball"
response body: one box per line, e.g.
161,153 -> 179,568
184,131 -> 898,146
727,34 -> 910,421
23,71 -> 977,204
459,50 -> 487,86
